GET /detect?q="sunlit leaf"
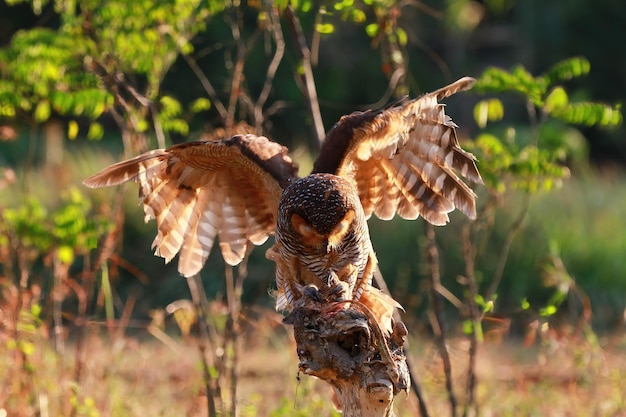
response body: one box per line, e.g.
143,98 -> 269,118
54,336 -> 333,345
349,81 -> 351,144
137,119 -> 149,132
20,341 -> 36,356
190,97 -> 211,113
473,98 -> 504,128
31,304 -> 42,318
333,0 -> 355,10
365,23 -> 379,37
315,23 -> 335,34
351,8 -> 366,23
161,118 -> 189,135
87,122 -> 104,140
395,28 -> 408,46
68,120 -> 79,139
474,294 -> 485,306
463,320 -> 473,335
57,245 -> 75,264
544,86 -> 568,112
521,298 -> 530,310
160,96 -> 183,118
540,305 -> 558,317
543,56 -> 590,84
550,102 -> 623,126
34,100 -> 51,122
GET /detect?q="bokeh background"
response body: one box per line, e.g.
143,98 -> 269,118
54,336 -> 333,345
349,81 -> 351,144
1,1 -> 625,415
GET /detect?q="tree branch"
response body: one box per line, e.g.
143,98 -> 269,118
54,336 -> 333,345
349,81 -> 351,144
284,301 -> 410,417
284,6 -> 325,149
425,224 -> 457,417
254,2 -> 285,134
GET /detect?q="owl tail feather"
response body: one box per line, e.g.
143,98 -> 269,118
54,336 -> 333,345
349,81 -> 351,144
358,286 -> 403,335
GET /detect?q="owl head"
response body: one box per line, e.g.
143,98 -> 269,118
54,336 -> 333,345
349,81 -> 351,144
278,173 -> 363,250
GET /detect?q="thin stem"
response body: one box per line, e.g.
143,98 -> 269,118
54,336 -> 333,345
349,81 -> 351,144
181,52 -> 229,120
485,192 -> 531,303
254,3 -> 285,134
226,6 -> 246,133
425,224 -> 457,417
186,274 -> 219,416
461,224 -> 479,417
284,5 -> 325,149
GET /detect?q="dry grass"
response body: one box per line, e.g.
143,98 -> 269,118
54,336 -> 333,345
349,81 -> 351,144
1,307 -> 625,417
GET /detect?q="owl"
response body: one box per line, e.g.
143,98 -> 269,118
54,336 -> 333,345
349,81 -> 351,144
83,77 -> 482,331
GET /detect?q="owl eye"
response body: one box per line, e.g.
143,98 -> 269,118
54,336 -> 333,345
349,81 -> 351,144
291,213 -> 325,247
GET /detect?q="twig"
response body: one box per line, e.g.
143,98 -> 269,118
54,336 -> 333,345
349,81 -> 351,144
484,192 -> 531,302
223,253 -> 248,417
254,2 -> 285,134
425,224 -> 457,417
181,52 -> 229,120
225,6 -> 247,134
461,224 -> 479,417
186,274 -> 220,416
374,267 -> 430,417
283,5 -> 326,149
73,191 -> 124,389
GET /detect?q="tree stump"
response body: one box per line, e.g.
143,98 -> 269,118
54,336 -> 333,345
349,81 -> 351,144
284,303 -> 410,417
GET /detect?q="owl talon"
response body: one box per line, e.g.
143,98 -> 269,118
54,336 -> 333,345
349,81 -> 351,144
303,284 -> 324,302
328,284 -> 346,298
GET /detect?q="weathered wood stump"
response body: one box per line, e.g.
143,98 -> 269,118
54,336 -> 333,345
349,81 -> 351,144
284,303 -> 410,417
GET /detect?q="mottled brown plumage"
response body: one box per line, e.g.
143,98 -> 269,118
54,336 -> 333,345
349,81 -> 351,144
84,77 -> 482,331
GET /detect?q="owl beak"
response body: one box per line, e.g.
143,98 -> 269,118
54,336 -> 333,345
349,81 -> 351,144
326,209 -> 355,251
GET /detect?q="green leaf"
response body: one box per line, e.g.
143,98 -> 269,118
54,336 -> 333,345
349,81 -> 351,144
474,294 -> 485,307
365,23 -> 379,37
190,97 -> 211,113
521,298 -> 530,310
543,56 -> 590,84
333,0 -> 355,10
161,118 -> 189,135
544,86 -> 569,112
540,305 -> 558,317
473,98 -> 504,128
395,28 -> 408,46
315,23 -> 335,34
20,341 -> 36,356
87,122 -> 104,140
550,102 -> 622,126
57,245 -> 75,264
463,320 -> 473,335
68,120 -> 79,139
34,100 -> 51,122
136,119 -> 149,132
31,304 -> 42,318
101,263 -> 114,322
350,9 -> 366,23
160,95 -> 183,118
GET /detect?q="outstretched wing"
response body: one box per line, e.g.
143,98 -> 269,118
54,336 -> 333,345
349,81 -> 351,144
84,134 -> 298,277
313,77 -> 482,225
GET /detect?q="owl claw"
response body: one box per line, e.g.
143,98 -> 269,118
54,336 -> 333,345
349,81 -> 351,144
303,284 -> 324,302
328,284 -> 346,298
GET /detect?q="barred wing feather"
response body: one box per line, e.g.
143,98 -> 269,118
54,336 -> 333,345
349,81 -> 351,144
83,134 -> 298,277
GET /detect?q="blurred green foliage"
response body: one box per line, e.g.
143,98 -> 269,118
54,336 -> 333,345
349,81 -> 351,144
0,0 -> 624,332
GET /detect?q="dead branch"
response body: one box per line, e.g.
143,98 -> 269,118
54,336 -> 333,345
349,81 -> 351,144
284,303 -> 410,417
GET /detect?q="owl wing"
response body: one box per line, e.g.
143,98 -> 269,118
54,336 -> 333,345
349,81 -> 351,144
84,134 -> 298,277
313,77 -> 482,225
